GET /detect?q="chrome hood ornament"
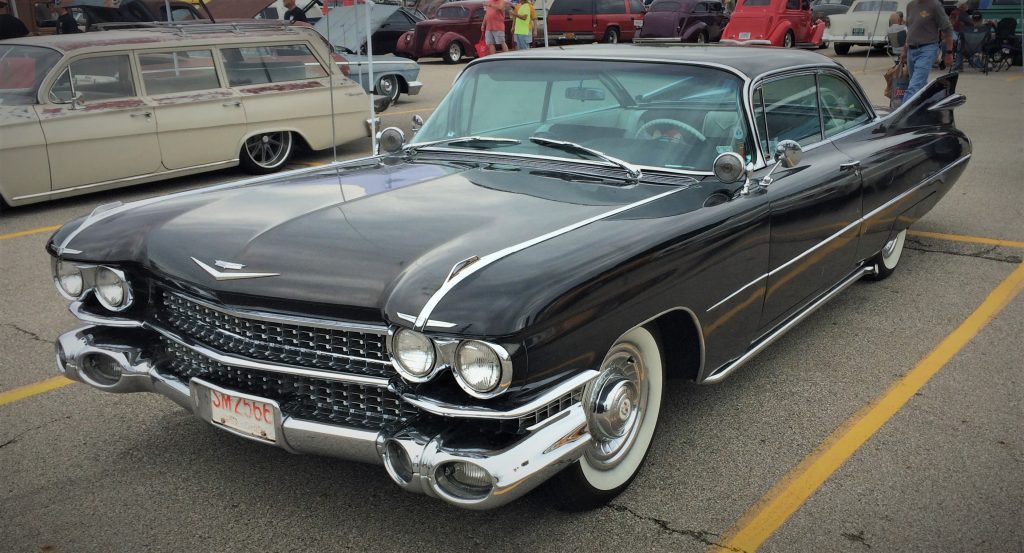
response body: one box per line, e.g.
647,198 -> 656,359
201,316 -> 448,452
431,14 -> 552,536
191,257 -> 279,281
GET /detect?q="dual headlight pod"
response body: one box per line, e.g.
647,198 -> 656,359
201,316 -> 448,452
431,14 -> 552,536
52,260 -> 133,312
390,328 -> 512,398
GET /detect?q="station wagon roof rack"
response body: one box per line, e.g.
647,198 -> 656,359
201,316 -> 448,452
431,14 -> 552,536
90,21 -> 301,37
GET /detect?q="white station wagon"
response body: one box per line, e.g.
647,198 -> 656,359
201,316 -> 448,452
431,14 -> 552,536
0,24 -> 382,209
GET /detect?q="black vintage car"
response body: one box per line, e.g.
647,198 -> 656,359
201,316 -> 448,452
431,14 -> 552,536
48,45 -> 970,510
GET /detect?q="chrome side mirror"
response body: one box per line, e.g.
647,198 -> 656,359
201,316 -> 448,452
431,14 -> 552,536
761,139 -> 802,187
376,127 -> 406,156
411,114 -> 424,134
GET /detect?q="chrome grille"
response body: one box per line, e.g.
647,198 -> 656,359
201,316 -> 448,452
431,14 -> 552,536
161,338 -> 418,431
515,388 -> 584,433
158,291 -> 393,378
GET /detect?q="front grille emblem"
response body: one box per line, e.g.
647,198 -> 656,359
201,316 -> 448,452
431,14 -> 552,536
191,257 -> 279,281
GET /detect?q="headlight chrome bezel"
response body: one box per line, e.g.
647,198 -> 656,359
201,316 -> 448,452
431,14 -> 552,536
51,259 -> 134,312
388,325 -> 514,399
52,258 -> 86,300
93,266 -> 133,312
453,340 -> 513,399
388,327 -> 440,382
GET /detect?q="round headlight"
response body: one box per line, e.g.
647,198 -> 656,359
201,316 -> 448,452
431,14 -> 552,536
454,341 -> 507,397
392,328 -> 436,380
54,260 -> 84,299
94,266 -> 132,311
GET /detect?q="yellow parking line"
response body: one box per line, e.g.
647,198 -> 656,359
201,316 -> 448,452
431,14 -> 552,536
711,260 -> 1024,553
909,230 -> 1024,249
0,225 -> 60,242
0,376 -> 72,407
1007,74 -> 1023,82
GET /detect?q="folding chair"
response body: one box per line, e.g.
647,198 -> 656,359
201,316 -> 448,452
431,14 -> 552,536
959,26 -> 993,74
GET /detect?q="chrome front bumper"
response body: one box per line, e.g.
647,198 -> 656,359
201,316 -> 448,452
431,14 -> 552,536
56,326 -> 593,509
406,80 -> 423,96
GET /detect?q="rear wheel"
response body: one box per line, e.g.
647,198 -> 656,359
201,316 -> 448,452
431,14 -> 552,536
443,41 -> 464,64
603,27 -> 620,43
546,325 -> 664,511
783,31 -> 795,48
375,74 -> 401,104
695,30 -> 708,44
866,229 -> 907,281
239,131 -> 293,174
834,42 -> 851,55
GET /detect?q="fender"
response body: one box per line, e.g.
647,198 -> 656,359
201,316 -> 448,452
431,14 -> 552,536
395,31 -> 415,55
235,128 -> 313,154
768,20 -> 793,45
809,20 -> 826,45
682,20 -> 708,41
439,31 -> 472,55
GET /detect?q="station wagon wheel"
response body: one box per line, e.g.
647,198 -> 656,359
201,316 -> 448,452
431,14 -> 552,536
783,31 -> 795,48
443,41 -> 463,64
866,229 -> 907,281
604,27 -> 620,43
376,74 -> 401,104
546,325 -> 664,510
240,131 -> 294,174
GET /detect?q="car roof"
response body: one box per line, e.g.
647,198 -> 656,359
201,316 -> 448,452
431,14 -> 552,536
482,44 -> 842,79
1,26 -> 319,54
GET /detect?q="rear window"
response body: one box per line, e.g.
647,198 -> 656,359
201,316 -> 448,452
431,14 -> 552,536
140,50 -> 220,95
650,1 -> 682,11
550,0 -> 591,15
220,44 -> 328,87
436,6 -> 469,18
852,0 -> 897,10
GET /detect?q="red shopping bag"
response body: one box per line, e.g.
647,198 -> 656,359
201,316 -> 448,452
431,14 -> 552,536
475,38 -> 489,58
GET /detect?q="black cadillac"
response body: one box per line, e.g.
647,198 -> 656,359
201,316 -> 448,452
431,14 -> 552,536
47,45 -> 970,510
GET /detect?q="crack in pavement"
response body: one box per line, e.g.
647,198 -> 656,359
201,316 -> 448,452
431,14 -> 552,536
906,241 -> 1021,264
606,503 -> 747,552
0,416 -> 67,450
0,322 -> 52,346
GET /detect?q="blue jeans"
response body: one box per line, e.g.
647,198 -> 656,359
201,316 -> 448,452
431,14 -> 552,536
515,34 -> 530,50
905,42 -> 939,100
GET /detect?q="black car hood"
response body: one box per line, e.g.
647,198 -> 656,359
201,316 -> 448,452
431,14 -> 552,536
52,158 -> 678,331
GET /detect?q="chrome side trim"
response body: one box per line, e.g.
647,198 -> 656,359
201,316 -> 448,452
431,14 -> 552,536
398,370 -> 599,420
167,290 -> 388,335
16,160 -> 237,202
703,265 -> 876,384
413,187 -> 686,329
707,153 -> 972,313
153,323 -> 392,387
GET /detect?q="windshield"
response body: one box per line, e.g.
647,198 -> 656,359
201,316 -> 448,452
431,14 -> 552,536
436,6 -> 469,18
411,60 -> 750,173
852,0 -> 898,11
741,0 -> 773,6
0,46 -> 62,106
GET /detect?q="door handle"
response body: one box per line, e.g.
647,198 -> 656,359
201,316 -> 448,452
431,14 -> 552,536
839,161 -> 861,172
222,101 -> 242,107
129,112 -> 152,118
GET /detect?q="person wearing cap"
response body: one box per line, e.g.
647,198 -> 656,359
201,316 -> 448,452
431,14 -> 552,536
56,7 -> 81,34
0,0 -> 30,40
900,0 -> 953,100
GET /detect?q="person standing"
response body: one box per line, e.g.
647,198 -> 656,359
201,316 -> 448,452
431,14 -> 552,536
482,0 -> 509,55
56,7 -> 80,34
282,0 -> 309,24
948,2 -> 972,70
0,0 -> 29,40
900,0 -> 953,100
513,0 -> 534,50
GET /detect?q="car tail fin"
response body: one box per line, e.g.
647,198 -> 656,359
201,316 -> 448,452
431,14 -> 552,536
888,72 -> 965,128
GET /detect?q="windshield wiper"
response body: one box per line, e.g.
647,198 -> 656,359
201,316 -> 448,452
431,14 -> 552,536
408,136 -> 521,152
529,136 -> 642,183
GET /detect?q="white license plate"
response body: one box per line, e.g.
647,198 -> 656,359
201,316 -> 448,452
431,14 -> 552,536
634,19 -> 643,28
739,32 -> 750,39
852,27 -> 865,36
209,389 -> 277,442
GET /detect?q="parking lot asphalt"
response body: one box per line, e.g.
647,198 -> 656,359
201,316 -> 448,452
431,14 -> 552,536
1,49 -> 1022,553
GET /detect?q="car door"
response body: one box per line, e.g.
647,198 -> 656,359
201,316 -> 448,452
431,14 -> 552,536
36,53 -> 162,190
138,48 -> 247,170
752,72 -> 863,331
219,42 -> 365,152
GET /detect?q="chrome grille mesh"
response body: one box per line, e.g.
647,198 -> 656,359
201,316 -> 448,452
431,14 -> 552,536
515,388 -> 584,432
158,291 -> 393,378
161,338 -> 418,430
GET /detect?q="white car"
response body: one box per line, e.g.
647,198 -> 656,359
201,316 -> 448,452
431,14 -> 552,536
823,0 -> 908,55
0,24 -> 383,209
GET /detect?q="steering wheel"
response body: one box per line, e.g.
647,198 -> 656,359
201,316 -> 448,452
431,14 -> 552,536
634,118 -> 706,144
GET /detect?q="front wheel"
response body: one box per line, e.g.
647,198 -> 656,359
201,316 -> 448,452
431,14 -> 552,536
239,131 -> 293,174
783,31 -> 795,48
603,27 -> 620,43
546,325 -> 664,510
443,41 -> 463,64
866,229 -> 907,281
375,74 -> 401,104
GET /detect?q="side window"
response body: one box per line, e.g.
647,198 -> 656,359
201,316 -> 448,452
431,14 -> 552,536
49,55 -> 136,103
786,0 -> 800,9
139,50 -> 220,95
759,74 -> 821,154
385,11 -> 409,25
630,0 -> 645,12
550,0 -> 588,15
694,2 -> 708,12
471,8 -> 485,21
818,74 -> 870,137
220,44 -> 328,87
548,79 -> 617,119
597,0 -> 627,13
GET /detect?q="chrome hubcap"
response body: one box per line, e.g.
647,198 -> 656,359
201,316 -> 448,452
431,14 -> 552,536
585,344 -> 647,470
450,44 -> 460,59
883,237 -> 898,258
